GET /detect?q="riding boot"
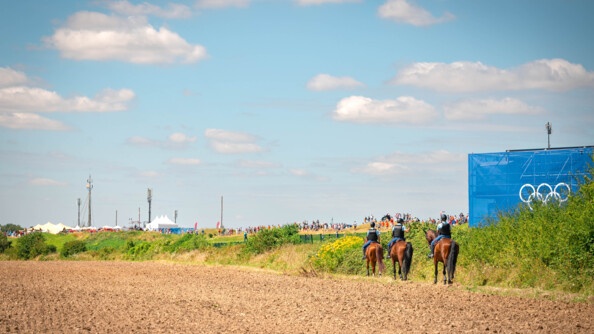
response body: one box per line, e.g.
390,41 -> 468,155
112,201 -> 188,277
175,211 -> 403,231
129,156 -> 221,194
427,252 -> 433,259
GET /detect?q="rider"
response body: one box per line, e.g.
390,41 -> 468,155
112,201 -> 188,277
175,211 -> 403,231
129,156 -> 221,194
386,218 -> 407,259
362,221 -> 380,260
428,213 -> 451,258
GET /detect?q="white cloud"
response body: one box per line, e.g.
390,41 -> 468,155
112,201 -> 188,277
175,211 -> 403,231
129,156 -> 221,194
106,1 -> 193,18
28,178 -> 67,186
168,157 -> 201,165
44,11 -> 207,64
204,128 -> 256,142
140,171 -> 159,178
355,150 -> 465,176
296,0 -> 361,6
392,59 -> 594,92
332,95 -> 437,124
168,132 -> 197,144
0,68 -> 133,130
0,113 -> 69,130
204,128 -> 263,154
127,132 -> 197,148
306,74 -> 364,91
195,0 -> 250,9
444,98 -> 545,121
239,160 -> 280,168
127,136 -> 154,146
0,67 -> 28,87
378,0 -> 454,26
0,86 -> 134,113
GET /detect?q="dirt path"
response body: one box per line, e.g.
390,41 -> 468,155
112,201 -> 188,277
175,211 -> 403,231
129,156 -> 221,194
1,261 -> 592,333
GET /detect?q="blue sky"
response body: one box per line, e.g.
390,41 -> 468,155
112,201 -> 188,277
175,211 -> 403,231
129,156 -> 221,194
1,0 -> 593,229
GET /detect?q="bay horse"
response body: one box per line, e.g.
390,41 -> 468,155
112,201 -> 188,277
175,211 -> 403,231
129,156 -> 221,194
365,242 -> 385,276
425,229 -> 459,284
389,240 -> 413,280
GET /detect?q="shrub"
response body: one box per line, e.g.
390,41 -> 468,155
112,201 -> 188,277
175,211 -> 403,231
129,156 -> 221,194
166,233 -> 209,253
244,224 -> 301,255
312,236 -> 363,274
60,240 -> 87,258
16,232 -> 56,259
0,233 -> 11,253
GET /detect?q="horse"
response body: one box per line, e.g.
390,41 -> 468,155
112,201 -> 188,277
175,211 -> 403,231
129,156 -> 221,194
425,229 -> 459,284
365,242 -> 385,276
389,240 -> 414,280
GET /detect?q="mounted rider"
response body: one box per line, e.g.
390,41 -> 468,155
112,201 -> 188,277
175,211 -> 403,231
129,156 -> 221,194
428,213 -> 451,259
386,218 -> 407,259
362,221 -> 381,260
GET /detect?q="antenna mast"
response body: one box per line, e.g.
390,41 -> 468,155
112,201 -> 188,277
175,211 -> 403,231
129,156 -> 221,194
86,175 -> 93,227
545,122 -> 552,149
147,188 -> 152,227
77,198 -> 81,227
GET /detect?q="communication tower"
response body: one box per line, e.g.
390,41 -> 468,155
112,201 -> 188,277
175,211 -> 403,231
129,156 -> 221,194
86,175 -> 93,227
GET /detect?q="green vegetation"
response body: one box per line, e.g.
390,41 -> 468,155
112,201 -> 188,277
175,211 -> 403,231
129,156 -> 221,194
2,175 -> 593,298
1,224 -> 23,233
15,232 -> 56,260
60,240 -> 87,258
0,233 -> 11,253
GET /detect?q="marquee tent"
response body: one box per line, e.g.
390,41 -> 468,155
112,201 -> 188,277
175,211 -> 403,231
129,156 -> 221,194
146,215 -> 178,231
31,222 -> 73,234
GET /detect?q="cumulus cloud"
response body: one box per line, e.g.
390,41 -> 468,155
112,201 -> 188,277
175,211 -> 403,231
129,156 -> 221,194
0,67 -> 28,87
127,132 -> 197,148
106,1 -> 193,18
296,0 -> 361,6
355,150 -> 465,176
0,67 -> 134,130
195,0 -> 250,9
444,98 -> 545,121
204,128 -> 263,154
28,178 -> 68,186
306,74 -> 364,91
378,0 -> 454,26
0,113 -> 69,130
44,11 -> 207,64
0,87 -> 134,113
168,157 -> 201,165
168,132 -> 197,144
392,59 -> 594,92
332,95 -> 437,124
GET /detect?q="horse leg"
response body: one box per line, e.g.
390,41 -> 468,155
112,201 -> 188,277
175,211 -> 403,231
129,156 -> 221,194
392,258 -> 397,280
433,260 -> 438,284
366,259 -> 370,276
442,263 -> 447,285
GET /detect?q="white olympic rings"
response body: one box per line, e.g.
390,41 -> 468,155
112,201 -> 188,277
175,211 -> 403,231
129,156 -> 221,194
519,182 -> 571,209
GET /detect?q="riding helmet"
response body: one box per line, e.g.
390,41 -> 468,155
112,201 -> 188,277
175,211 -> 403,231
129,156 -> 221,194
441,213 -> 447,221
397,218 -> 404,224
370,222 -> 375,228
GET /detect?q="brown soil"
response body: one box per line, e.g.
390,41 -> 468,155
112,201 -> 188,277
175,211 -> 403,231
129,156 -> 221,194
1,261 -> 592,333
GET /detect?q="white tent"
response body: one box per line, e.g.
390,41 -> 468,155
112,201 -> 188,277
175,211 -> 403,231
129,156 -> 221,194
146,215 -> 178,231
30,222 -> 73,234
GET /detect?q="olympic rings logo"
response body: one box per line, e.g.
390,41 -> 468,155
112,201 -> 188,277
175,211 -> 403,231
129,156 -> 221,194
519,183 -> 571,209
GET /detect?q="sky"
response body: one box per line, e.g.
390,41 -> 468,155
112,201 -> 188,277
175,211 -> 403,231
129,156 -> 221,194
1,0 -> 593,229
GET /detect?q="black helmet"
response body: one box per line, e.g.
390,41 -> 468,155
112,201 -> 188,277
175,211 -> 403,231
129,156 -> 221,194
441,214 -> 447,221
370,222 -> 375,228
397,218 -> 404,224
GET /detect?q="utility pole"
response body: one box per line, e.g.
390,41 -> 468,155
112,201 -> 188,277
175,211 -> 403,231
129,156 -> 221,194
220,196 -> 224,229
86,175 -> 93,227
77,198 -> 81,227
147,188 -> 152,226
174,210 -> 178,224
546,122 -> 552,149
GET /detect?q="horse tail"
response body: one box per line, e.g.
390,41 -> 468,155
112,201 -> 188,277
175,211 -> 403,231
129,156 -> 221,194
447,240 -> 458,281
403,242 -> 413,280
376,244 -> 385,274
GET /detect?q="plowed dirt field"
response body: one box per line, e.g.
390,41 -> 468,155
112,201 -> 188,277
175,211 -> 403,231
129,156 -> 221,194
1,261 -> 592,333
